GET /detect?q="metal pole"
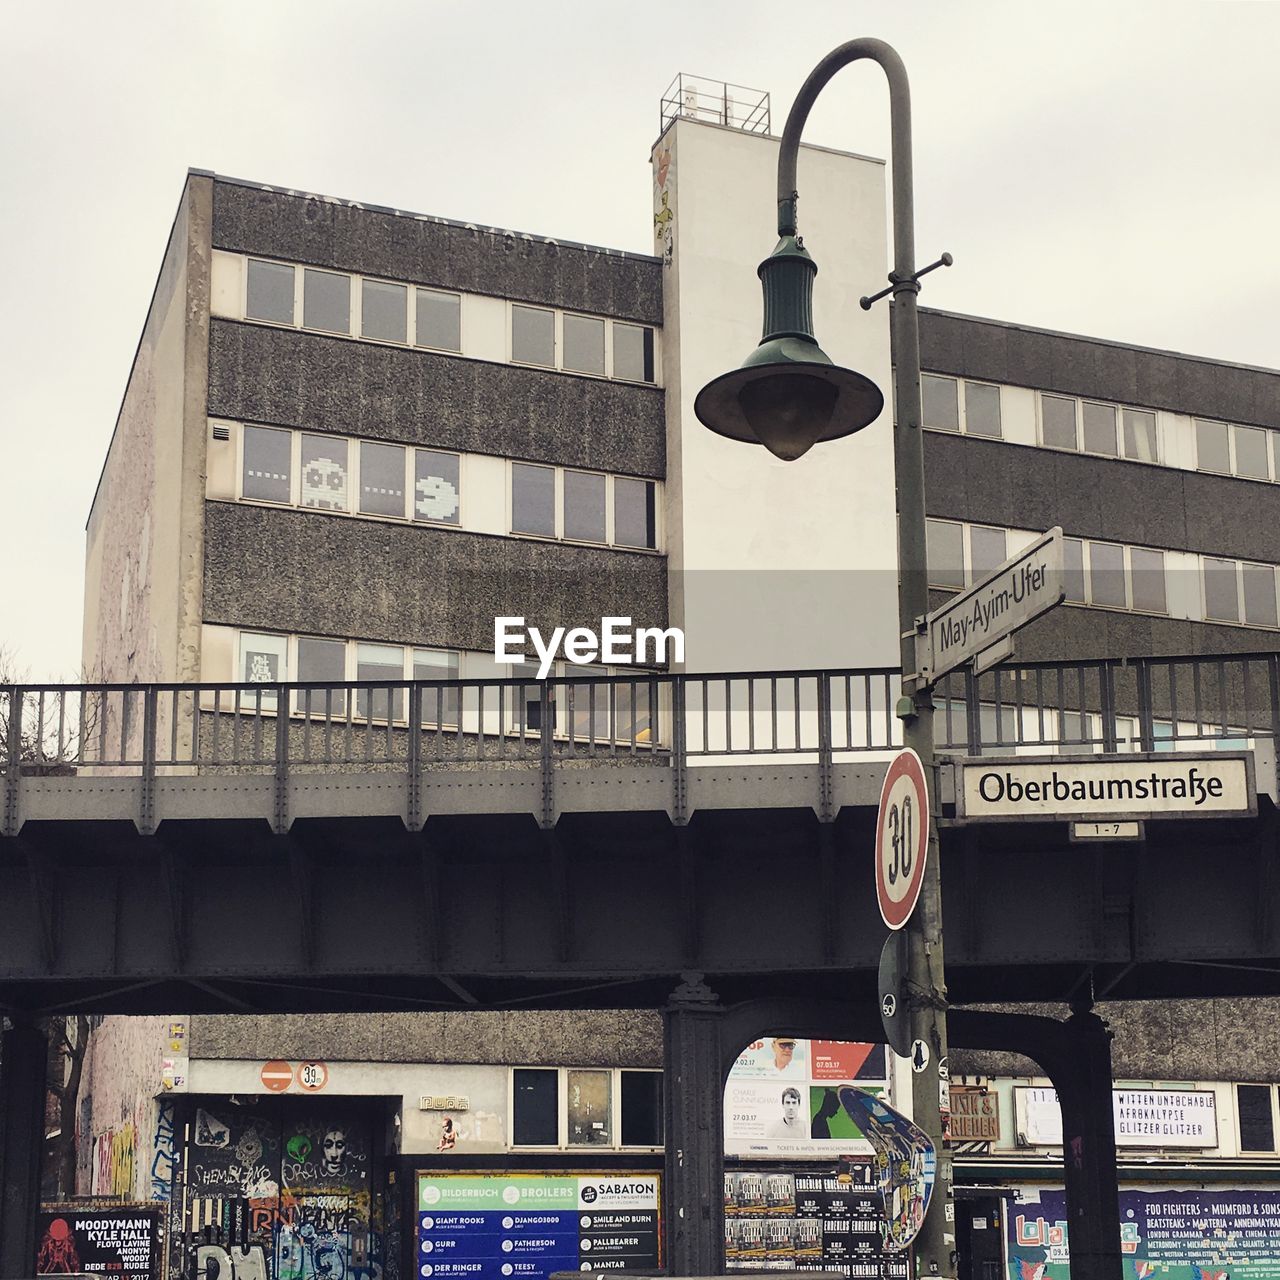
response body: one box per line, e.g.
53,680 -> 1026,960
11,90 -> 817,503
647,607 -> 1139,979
777,40 -> 954,1280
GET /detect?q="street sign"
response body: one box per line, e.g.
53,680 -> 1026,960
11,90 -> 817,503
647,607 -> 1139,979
837,1086 -> 936,1253
876,748 -> 930,930
878,929 -> 910,1056
260,1060 -> 292,1092
955,752 -> 1254,822
919,526 -> 1064,683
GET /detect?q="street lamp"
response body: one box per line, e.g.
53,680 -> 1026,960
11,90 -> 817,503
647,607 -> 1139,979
694,38 -> 955,1280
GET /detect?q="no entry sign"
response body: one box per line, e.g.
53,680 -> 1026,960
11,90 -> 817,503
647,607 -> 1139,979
876,748 -> 930,930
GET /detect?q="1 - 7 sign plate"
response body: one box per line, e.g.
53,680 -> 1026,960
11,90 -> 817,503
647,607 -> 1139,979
876,748 -> 930,930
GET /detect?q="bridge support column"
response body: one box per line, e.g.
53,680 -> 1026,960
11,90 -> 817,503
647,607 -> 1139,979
0,1019 -> 48,1279
663,973 -> 724,1276
1055,1006 -> 1123,1280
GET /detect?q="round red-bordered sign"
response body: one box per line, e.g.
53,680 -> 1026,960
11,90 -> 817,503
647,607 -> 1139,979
875,748 -> 930,930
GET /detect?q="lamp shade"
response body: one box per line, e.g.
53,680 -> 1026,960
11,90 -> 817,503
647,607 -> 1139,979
694,236 -> 884,461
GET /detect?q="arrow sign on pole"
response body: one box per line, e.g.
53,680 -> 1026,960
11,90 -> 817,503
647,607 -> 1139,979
917,526 -> 1065,685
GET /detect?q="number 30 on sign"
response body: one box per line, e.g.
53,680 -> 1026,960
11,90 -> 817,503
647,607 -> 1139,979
876,748 -> 930,930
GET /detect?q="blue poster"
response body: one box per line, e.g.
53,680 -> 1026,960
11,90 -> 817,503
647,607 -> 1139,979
416,1173 -> 660,1280
1008,1188 -> 1280,1280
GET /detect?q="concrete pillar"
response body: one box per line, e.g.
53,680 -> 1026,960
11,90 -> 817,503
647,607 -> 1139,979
662,973 -> 724,1276
0,1020 -> 48,1278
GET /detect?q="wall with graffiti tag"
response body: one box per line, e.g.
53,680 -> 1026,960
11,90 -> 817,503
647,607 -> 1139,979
178,1100 -> 384,1280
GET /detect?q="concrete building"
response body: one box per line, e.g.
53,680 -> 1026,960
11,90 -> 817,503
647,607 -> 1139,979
71,75 -> 1280,1280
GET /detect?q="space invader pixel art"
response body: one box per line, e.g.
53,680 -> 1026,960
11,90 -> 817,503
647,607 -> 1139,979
416,473 -> 458,521
415,450 -> 461,523
302,453 -> 348,510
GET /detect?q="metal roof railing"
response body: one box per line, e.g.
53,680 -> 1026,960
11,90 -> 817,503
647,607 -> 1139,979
660,74 -> 770,136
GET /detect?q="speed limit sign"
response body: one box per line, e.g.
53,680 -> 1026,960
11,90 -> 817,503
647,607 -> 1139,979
875,748 -> 930,930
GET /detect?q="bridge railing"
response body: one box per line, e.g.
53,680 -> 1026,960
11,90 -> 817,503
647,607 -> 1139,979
3,652 -> 1277,776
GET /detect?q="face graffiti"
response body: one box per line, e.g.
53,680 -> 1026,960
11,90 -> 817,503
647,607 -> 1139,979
320,1130 -> 347,1177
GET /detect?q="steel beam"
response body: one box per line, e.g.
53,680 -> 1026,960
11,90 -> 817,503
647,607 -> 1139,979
0,1020 -> 47,1279
663,974 -> 725,1276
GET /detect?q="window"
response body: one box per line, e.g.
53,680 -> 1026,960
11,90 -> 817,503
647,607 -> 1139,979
240,632 -> 288,688
508,660 -> 549,734
296,637 -> 347,716
1205,557 -> 1241,623
563,314 -> 606,376
301,435 -> 349,511
512,1069 -> 558,1146
620,1071 -> 663,1146
1088,541 -> 1127,609
356,643 -> 405,722
242,426 -> 292,503
614,323 -> 655,383
1238,1085 -> 1275,1153
303,268 -> 350,334
1041,395 -> 1077,450
1082,402 -> 1117,457
965,382 -> 1001,437
1244,563 -> 1279,628
1063,537 -> 1086,603
563,664 -> 611,741
360,442 -> 406,517
415,288 -> 461,352
614,477 -> 656,549
921,375 -> 959,432
246,259 -> 294,324
563,471 -> 606,543
1122,409 -> 1157,462
413,649 -> 460,727
969,525 -> 1008,579
512,305 -> 555,366
414,450 -> 461,524
361,279 -> 407,343
1129,547 -> 1167,614
567,1069 -> 612,1146
512,463 -> 556,536
1235,426 -> 1270,480
926,519 -> 965,589
1197,419 -> 1231,473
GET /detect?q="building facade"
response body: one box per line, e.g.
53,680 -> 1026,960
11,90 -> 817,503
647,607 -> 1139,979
72,78 -> 1280,1280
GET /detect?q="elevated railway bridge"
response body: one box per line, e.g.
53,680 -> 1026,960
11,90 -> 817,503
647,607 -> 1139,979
3,652 -> 1280,1279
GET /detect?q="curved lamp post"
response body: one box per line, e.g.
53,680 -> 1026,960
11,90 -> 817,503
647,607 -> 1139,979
694,39 -> 955,1279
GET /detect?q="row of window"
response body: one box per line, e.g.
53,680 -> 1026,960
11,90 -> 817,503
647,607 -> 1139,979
927,518 -> 1280,629
235,632 -> 654,742
242,256 -> 657,383
511,1067 -> 663,1149
235,422 -> 659,551
1195,417 -> 1280,483
922,373 -> 1279,482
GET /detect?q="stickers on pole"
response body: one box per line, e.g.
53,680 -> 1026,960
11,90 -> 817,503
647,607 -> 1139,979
876,748 -> 930,930
838,1086 -> 936,1253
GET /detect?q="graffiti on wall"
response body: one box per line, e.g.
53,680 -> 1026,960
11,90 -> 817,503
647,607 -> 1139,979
179,1106 -> 380,1280
93,1121 -> 138,1199
152,1100 -> 177,1201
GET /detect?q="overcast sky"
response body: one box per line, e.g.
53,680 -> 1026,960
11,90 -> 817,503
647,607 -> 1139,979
2,0 -> 1277,680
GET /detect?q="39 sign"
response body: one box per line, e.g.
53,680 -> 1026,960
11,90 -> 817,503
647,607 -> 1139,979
876,748 -> 930,930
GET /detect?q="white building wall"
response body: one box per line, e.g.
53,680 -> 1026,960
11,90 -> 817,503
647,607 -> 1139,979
655,119 -> 898,673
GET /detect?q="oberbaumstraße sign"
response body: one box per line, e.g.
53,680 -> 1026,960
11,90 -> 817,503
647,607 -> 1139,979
920,527 -> 1064,682
956,752 -> 1255,821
